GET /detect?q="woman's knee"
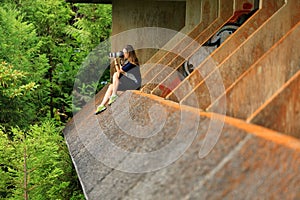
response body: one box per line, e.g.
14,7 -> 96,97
108,84 -> 113,90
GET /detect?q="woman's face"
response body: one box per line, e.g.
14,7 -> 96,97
123,49 -> 129,59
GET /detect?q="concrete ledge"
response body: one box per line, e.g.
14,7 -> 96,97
64,90 -> 300,199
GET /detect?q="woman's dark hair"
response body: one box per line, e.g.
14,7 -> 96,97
124,45 -> 139,66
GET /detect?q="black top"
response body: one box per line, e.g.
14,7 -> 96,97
122,61 -> 137,72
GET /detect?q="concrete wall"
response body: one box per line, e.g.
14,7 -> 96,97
111,0 -> 186,65
110,0 -> 257,67
185,0 -> 202,31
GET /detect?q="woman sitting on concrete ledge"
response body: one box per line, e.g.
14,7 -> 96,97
95,45 -> 141,115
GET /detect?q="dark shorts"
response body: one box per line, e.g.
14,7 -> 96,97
118,74 -> 141,91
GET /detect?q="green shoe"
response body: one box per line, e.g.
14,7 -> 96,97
108,94 -> 118,105
95,105 -> 106,115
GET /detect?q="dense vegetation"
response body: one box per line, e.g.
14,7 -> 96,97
0,0 -> 112,199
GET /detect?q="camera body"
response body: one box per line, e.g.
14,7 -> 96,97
109,51 -> 124,58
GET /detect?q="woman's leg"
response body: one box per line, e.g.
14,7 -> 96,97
100,84 -> 113,106
112,72 -> 120,96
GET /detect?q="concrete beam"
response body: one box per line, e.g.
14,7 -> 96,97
181,0 -> 300,111
150,0 -> 256,99
166,0 -> 285,102
141,0 -> 234,96
143,0 -> 205,66
208,21 -> 300,120
141,0 -> 220,93
248,69 -> 300,138
150,0 -> 260,98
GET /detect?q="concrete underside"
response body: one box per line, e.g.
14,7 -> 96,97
64,90 -> 300,199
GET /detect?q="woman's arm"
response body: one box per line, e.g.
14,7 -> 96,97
114,59 -> 127,76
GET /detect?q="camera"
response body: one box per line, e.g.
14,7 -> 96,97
109,51 -> 124,58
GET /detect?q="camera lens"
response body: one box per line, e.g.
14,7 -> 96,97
109,51 -> 124,58
116,51 -> 124,58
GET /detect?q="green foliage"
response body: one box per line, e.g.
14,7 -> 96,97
0,121 -> 83,199
0,0 -> 112,198
0,6 -> 49,82
0,6 -> 49,128
0,62 -> 37,99
67,4 -> 112,51
13,0 -> 79,119
0,62 -> 39,128
66,4 -> 112,112
11,0 -> 113,118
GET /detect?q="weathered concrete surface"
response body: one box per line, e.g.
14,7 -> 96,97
64,90 -> 300,200
248,70 -> 300,139
141,0 -> 233,94
111,0 -> 186,65
142,0 -> 218,75
167,0 -> 286,102
208,21 -> 300,120
181,0 -> 300,111
149,0 -> 236,97
139,0 -> 207,76
151,0 -> 263,98
187,130 -> 300,200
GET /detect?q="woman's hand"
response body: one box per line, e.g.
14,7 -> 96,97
114,58 -> 126,76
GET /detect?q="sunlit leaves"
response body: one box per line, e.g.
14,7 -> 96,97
0,62 -> 38,99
